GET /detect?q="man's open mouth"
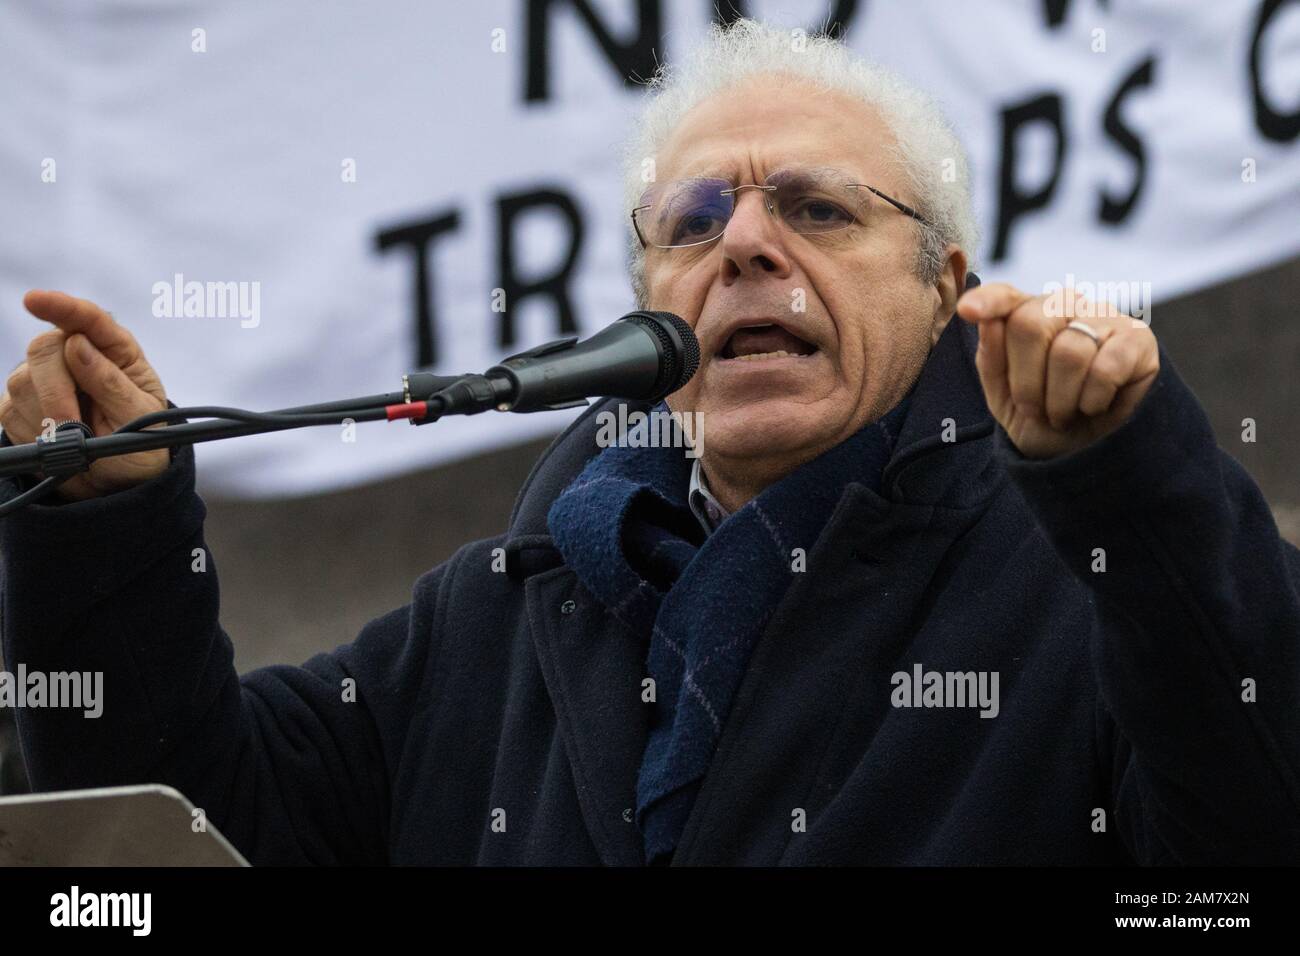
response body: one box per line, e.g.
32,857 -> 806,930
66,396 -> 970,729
718,323 -> 819,362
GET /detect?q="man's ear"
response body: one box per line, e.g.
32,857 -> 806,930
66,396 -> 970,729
930,244 -> 969,345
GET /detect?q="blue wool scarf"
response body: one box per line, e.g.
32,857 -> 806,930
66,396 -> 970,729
547,396 -> 911,863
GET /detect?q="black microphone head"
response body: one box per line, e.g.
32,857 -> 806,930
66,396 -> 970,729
622,311 -> 699,399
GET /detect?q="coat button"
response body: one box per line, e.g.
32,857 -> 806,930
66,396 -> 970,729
560,599 -> 576,615
622,808 -> 634,823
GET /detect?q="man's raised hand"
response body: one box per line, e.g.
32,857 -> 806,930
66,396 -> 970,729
957,283 -> 1159,460
1,290 -> 169,500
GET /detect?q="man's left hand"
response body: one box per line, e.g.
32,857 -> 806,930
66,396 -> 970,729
956,283 -> 1159,460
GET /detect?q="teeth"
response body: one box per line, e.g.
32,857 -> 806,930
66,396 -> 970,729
731,350 -> 809,361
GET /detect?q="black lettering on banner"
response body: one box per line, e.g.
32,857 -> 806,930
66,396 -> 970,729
374,211 -> 462,368
1041,0 -> 1110,29
714,0 -> 861,39
525,0 -> 661,102
993,94 -> 1067,261
1098,56 -> 1155,224
1250,0 -> 1300,143
496,189 -> 585,349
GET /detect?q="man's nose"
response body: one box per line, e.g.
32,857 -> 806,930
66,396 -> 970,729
719,189 -> 792,283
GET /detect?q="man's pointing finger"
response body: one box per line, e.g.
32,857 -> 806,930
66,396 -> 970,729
22,289 -> 143,370
957,283 -> 1036,323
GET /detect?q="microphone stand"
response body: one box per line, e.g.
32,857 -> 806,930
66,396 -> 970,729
0,312 -> 679,517
0,372 -> 468,516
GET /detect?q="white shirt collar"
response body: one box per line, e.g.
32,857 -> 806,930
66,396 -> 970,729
687,457 -> 730,535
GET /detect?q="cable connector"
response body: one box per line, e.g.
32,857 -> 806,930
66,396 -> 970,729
35,420 -> 95,477
417,375 -> 512,423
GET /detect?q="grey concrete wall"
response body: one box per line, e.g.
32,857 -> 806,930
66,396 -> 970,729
202,435 -> 556,670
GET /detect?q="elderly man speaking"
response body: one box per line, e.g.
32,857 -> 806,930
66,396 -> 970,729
2,20 -> 1298,866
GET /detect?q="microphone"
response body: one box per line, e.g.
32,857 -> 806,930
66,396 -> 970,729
412,311 -> 699,421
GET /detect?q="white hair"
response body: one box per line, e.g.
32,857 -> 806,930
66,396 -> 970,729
622,18 -> 978,308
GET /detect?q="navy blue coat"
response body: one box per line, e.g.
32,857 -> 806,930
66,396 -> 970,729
2,317 -> 1299,864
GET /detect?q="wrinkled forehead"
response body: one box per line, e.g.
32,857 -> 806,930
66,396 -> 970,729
653,76 -> 900,190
